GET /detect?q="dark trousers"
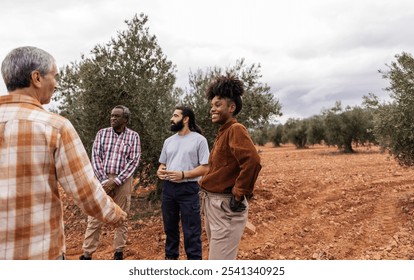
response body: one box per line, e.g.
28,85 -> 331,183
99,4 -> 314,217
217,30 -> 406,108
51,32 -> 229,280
161,181 -> 202,260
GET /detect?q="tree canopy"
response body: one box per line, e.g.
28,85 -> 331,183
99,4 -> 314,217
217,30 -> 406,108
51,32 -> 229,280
54,13 -> 282,188
181,59 -> 282,146
55,13 -> 177,184
372,52 -> 414,166
322,102 -> 375,153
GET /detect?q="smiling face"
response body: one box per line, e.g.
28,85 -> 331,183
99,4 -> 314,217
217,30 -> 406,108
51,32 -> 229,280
210,96 -> 236,125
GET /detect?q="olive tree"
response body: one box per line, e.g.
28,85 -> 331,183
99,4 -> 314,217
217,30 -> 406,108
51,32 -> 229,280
323,101 -> 375,153
372,52 -> 414,166
180,59 -> 282,146
282,118 -> 309,149
55,13 -> 177,186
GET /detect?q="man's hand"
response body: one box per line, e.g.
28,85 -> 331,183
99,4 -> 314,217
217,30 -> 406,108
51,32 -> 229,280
157,166 -> 168,180
103,178 -> 117,197
165,170 -> 184,182
112,210 -> 127,228
230,195 -> 246,212
157,165 -> 185,182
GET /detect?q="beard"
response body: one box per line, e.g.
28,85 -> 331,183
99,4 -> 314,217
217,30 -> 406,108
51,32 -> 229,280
170,118 -> 184,132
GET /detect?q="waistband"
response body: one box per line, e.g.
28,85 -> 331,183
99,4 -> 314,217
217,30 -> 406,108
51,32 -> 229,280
200,189 -> 233,198
164,180 -> 199,185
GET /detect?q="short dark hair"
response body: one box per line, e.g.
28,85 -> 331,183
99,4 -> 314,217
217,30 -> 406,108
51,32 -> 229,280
113,105 -> 131,124
206,73 -> 244,116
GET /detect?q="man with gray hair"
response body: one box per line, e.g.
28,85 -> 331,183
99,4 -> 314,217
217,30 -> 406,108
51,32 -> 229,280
0,46 -> 127,260
80,105 -> 141,260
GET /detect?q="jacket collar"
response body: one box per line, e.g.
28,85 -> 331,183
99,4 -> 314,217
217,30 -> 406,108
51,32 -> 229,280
218,118 -> 237,134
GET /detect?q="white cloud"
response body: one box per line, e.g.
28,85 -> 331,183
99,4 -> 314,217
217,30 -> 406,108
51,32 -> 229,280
1,0 -> 414,120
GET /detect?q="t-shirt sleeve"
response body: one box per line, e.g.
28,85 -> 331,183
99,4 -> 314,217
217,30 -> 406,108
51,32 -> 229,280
159,139 -> 168,164
198,137 -> 210,165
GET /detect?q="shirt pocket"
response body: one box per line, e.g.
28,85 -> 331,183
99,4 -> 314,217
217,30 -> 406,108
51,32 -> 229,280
120,143 -> 131,158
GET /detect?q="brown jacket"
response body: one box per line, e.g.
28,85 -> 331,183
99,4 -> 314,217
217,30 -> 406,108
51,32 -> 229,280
200,118 -> 262,198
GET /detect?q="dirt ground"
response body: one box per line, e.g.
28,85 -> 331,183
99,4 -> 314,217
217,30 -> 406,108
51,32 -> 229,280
63,144 -> 414,260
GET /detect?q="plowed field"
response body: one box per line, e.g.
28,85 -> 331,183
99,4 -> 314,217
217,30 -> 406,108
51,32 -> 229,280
62,144 -> 414,260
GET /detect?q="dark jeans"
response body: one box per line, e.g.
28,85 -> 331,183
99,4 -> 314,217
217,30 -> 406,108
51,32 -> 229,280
161,181 -> 202,260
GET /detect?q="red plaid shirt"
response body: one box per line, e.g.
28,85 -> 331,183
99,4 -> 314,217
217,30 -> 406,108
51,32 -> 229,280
0,94 -> 125,259
91,127 -> 141,186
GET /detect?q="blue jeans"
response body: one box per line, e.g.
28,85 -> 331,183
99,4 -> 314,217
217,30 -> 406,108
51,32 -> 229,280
161,181 -> 202,260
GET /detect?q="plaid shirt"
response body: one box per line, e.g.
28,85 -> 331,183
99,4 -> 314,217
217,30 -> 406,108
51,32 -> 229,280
0,94 -> 125,260
92,127 -> 141,186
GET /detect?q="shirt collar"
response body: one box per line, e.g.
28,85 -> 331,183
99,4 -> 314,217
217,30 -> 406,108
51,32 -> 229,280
0,94 -> 44,110
112,127 -> 128,135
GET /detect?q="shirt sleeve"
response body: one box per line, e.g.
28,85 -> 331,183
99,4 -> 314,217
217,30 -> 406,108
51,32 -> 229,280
198,137 -> 210,165
56,121 -> 124,224
91,129 -> 108,183
159,139 -> 168,164
115,131 -> 141,185
228,124 -> 262,197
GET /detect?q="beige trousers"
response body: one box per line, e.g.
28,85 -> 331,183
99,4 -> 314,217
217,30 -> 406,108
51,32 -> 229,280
201,191 -> 248,260
82,175 -> 133,255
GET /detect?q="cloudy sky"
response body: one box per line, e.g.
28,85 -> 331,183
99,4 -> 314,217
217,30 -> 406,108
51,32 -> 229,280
1,0 -> 414,122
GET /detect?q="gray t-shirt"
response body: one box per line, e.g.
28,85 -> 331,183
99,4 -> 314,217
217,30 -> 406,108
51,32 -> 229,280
159,131 -> 210,182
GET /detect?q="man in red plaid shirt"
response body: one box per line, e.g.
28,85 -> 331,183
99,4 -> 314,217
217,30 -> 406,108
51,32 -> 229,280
0,46 -> 126,260
80,105 -> 141,260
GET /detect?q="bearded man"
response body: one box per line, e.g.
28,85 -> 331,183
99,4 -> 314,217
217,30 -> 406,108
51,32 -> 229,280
157,106 -> 210,260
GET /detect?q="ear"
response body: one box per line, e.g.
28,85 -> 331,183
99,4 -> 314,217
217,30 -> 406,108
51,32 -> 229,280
183,115 -> 190,124
31,71 -> 42,88
228,102 -> 236,114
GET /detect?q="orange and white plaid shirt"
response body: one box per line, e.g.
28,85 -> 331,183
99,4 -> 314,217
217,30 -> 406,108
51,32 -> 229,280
0,94 -> 125,260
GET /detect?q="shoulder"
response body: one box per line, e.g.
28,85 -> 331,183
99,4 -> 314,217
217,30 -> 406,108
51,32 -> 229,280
125,127 -> 140,138
187,132 -> 208,147
189,131 -> 207,141
227,122 -> 253,143
39,112 -> 82,143
101,127 -> 112,132
96,127 -> 112,136
161,133 -> 175,147
229,122 -> 248,134
164,133 -> 178,143
42,111 -> 77,133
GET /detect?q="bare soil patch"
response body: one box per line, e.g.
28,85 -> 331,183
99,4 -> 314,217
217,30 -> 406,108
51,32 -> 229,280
63,145 -> 414,260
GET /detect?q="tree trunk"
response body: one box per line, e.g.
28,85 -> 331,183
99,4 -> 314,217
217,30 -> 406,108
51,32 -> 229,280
343,141 -> 354,153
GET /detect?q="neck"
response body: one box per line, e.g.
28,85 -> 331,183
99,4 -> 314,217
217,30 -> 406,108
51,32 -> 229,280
114,126 -> 126,134
220,117 -> 235,126
178,126 -> 191,136
10,88 -> 42,104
